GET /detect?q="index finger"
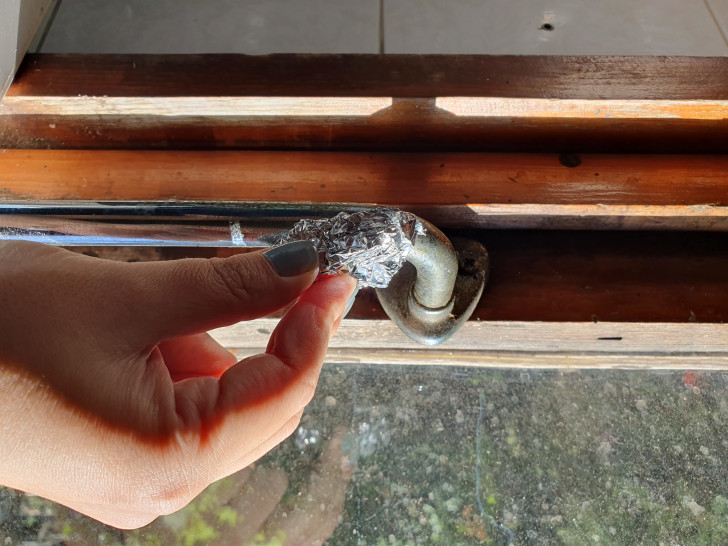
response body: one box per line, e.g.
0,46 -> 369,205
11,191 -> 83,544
180,274 -> 356,479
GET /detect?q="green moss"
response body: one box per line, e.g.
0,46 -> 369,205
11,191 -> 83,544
217,506 -> 238,527
246,529 -> 287,546
712,495 -> 728,516
181,514 -> 219,546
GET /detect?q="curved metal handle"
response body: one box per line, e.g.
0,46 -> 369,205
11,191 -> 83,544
376,217 -> 489,345
406,220 -> 459,310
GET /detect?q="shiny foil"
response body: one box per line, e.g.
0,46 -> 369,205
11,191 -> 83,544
264,209 -> 423,288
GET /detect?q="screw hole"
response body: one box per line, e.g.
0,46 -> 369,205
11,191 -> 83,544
462,256 -> 477,272
540,23 -> 555,31
559,153 -> 582,168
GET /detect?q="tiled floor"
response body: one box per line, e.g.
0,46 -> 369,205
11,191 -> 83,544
37,0 -> 728,55
39,0 -> 381,54
384,0 -> 728,55
706,0 -> 728,48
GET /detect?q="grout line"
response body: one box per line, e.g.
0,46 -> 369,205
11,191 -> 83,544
379,0 -> 385,54
703,0 -> 728,50
31,0 -> 64,53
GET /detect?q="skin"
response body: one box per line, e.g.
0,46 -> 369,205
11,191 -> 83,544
0,241 -> 357,529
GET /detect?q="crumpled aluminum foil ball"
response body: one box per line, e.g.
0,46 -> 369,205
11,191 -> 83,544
263,209 -> 423,288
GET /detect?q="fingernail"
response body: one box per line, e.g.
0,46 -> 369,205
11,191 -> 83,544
341,285 -> 359,319
263,241 -> 319,277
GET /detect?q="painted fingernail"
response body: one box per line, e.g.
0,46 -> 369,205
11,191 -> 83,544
263,241 -> 319,277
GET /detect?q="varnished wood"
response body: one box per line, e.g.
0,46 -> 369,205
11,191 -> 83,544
306,350 -> 728,369
3,111 -> 726,153
213,319 -> 728,353
4,95 -> 727,120
2,54 -> 727,152
4,54 -> 726,356
436,97 -> 728,120
414,204 -> 728,231
213,320 -> 728,369
9,54 -> 728,99
471,230 -> 728,323
2,150 -> 727,207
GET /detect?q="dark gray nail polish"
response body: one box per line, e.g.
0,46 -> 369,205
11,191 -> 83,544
264,240 -> 319,277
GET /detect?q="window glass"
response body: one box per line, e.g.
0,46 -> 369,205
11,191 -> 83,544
2,365 -> 726,545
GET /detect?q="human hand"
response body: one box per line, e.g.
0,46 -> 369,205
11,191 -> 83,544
0,241 -> 356,529
109,428 -> 354,546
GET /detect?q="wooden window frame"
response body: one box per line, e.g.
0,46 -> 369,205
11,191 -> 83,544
1,53 -> 727,368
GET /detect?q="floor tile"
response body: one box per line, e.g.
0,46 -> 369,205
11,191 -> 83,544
384,0 -> 728,55
705,0 -> 728,49
39,0 -> 380,54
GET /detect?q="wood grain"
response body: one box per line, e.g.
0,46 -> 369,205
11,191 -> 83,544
0,96 -> 394,116
212,320 -> 728,369
412,204 -> 728,231
471,230 -> 728,323
5,54 -> 726,351
3,111 -> 726,153
9,54 -> 728,99
4,95 -> 724,120
2,150 -> 727,207
3,55 -> 727,152
303,350 -> 728,370
213,319 -> 728,353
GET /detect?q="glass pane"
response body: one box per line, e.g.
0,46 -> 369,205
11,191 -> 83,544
2,365 -> 727,545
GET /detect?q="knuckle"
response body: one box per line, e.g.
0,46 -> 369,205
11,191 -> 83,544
207,257 -> 258,304
144,473 -> 204,516
125,452 -> 210,516
246,353 -> 318,409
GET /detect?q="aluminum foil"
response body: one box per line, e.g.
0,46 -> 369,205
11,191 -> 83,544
264,209 -> 423,288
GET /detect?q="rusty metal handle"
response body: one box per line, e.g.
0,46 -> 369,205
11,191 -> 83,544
376,217 -> 489,345
406,219 -> 459,310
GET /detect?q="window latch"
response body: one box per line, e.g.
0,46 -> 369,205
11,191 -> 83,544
376,217 -> 488,345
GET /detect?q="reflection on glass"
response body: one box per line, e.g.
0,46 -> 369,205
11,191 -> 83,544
2,365 -> 727,545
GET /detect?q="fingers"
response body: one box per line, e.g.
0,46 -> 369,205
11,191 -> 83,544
223,273 -> 355,403
172,274 -> 356,478
265,273 -> 357,380
158,333 -> 237,381
120,241 -> 320,344
214,409 -> 305,482
0,241 -> 320,358
0,241 -> 357,530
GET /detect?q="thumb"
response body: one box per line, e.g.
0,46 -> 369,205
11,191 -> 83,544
121,241 -> 320,343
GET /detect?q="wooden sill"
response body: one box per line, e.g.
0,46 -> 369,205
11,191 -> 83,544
2,54 -> 727,152
212,319 -> 728,370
